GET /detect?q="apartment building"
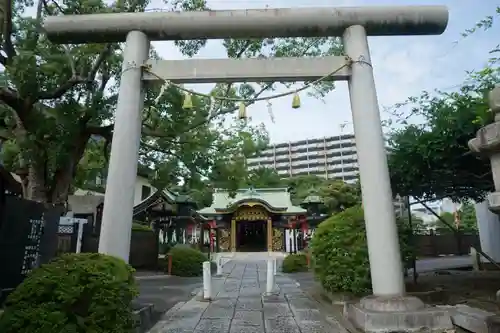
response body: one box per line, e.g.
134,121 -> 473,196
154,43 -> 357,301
411,198 -> 459,225
247,134 -> 359,182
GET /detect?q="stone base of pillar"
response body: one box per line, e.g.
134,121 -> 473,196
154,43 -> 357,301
487,192 -> 500,214
345,295 -> 453,333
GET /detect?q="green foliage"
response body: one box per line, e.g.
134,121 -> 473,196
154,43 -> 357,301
132,222 -> 152,232
387,10 -> 500,202
221,168 -> 361,214
159,242 -> 173,255
245,167 -> 285,188
460,6 -> 499,39
282,253 -> 309,273
388,68 -> 499,202
310,205 -> 413,295
167,245 -> 207,277
0,253 -> 138,333
404,215 -> 427,235
459,202 -> 479,232
431,202 -> 478,234
0,0 -> 343,204
187,168 -> 361,214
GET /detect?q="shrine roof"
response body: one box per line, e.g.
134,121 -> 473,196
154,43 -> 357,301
197,187 -> 306,216
133,189 -> 175,216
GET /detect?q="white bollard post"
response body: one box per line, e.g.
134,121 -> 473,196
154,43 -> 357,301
273,258 -> 277,275
217,258 -> 223,276
75,219 -> 88,254
470,247 -> 480,271
203,261 -> 212,300
266,258 -> 274,294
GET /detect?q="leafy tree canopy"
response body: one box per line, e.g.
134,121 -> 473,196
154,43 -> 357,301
0,0 -> 344,204
188,166 -> 362,215
387,12 -> 500,202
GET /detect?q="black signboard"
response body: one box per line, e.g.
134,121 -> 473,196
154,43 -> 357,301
0,196 -> 61,303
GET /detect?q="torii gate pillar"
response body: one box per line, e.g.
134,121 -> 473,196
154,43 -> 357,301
343,25 -> 405,296
44,7 -> 454,332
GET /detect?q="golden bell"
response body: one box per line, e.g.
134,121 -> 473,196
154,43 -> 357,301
182,92 -> 193,110
238,102 -> 247,120
292,93 -> 301,109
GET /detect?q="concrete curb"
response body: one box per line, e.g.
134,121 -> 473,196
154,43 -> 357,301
135,274 -> 171,281
147,302 -> 186,333
133,303 -> 155,333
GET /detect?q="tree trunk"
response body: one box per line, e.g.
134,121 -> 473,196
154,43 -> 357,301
23,163 -> 49,202
48,131 -> 90,205
22,131 -> 90,205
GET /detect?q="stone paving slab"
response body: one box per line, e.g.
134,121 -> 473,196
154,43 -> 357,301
150,257 -> 343,333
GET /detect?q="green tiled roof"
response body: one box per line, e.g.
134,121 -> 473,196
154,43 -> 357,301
197,187 -> 306,216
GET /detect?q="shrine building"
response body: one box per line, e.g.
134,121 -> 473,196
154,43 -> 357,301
197,187 -> 318,252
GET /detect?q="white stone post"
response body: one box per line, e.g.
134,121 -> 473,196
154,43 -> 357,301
75,219 -> 87,253
203,261 -> 212,300
470,246 -> 480,271
98,31 -> 150,262
273,258 -> 277,275
216,257 -> 223,276
343,25 -> 405,297
266,258 -> 275,295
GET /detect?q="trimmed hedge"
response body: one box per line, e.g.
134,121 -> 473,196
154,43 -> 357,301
132,222 -> 152,232
0,253 -> 138,333
282,253 -> 309,273
167,245 -> 207,277
310,205 -> 413,295
159,242 -> 173,255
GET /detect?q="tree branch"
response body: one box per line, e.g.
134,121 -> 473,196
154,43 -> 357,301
89,44 -> 112,81
0,87 -> 22,110
141,141 -> 178,157
36,44 -> 112,101
141,38 -> 322,139
87,38 -> 301,143
142,83 -> 272,139
37,76 -> 90,100
3,0 -> 14,61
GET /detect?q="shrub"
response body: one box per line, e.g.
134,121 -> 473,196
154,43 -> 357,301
159,242 -> 172,255
310,205 -> 413,295
168,245 -> 207,277
282,253 -> 309,273
0,253 -> 138,333
132,222 -> 152,232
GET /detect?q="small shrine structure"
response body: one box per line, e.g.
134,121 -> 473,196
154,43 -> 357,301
198,187 -> 311,252
132,189 -> 205,245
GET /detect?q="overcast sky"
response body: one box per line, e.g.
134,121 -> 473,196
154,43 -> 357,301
147,0 -> 498,144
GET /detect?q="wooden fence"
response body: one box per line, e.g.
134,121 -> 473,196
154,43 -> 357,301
414,232 -> 480,257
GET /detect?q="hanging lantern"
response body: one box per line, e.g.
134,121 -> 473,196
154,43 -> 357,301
292,92 -> 301,109
238,102 -> 247,120
182,92 -> 193,109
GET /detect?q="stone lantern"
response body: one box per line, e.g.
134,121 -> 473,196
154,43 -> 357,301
468,85 -> 500,213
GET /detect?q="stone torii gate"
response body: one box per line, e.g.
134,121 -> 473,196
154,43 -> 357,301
44,6 -> 451,331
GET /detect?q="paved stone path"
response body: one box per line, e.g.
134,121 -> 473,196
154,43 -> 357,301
149,258 -> 344,333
